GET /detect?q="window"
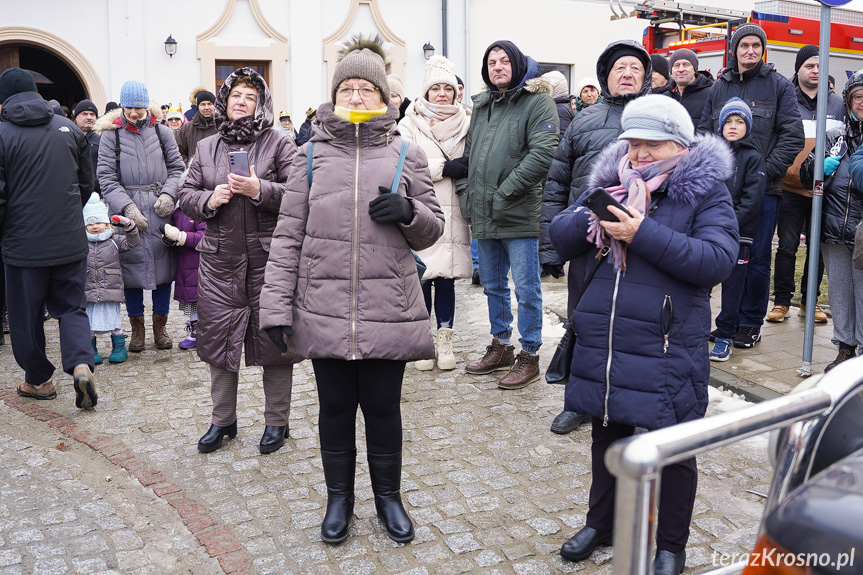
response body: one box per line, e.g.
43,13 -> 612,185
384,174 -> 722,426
215,60 -> 269,89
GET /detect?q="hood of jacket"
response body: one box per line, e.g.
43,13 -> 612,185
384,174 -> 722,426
215,66 -> 274,145
596,40 -> 652,107
472,64 -> 552,111
0,91 -> 54,127
92,102 -> 163,135
588,133 -> 734,207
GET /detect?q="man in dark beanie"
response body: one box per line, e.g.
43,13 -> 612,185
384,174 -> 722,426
540,40 -> 651,435
666,48 -> 713,124
699,22 -> 804,349
458,39 -> 558,390
176,88 -> 217,164
0,68 -> 98,409
73,99 -> 101,194
650,53 -> 671,95
768,44 -> 844,326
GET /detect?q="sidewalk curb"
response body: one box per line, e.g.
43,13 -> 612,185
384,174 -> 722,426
548,305 -> 781,404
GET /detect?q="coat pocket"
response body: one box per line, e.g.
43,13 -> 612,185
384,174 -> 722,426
458,187 -> 472,225
397,260 -> 408,312
196,234 -> 218,254
508,115 -> 525,158
491,190 -> 528,227
302,257 -> 312,308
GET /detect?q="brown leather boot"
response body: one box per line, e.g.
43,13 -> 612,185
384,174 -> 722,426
465,339 -> 515,374
498,351 -> 541,389
153,314 -> 173,349
129,315 -> 145,352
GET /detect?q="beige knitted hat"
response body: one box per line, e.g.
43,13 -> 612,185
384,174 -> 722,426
421,56 -> 459,100
332,35 -> 390,105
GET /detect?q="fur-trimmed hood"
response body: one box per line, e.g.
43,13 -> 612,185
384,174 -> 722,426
92,102 -> 163,135
587,133 -> 734,206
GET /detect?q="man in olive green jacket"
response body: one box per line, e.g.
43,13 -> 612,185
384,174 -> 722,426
456,39 -> 559,389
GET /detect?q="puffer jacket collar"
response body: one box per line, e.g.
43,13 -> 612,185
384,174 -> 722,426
92,103 -> 163,135
588,133 -> 734,206
192,111 -> 216,130
721,59 -> 772,83
311,102 -> 400,150
0,91 -> 53,126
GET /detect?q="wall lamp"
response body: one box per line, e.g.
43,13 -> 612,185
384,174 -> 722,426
164,34 -> 178,58
423,42 -> 435,60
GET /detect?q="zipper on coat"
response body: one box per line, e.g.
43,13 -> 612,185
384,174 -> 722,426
303,257 -> 311,307
351,124 -> 360,360
94,242 -> 99,302
841,184 -> 853,243
397,262 -> 408,311
603,269 -> 622,427
661,295 -> 673,354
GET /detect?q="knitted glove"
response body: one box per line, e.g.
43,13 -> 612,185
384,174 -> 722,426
442,157 -> 469,180
110,215 -> 136,232
824,156 -> 841,176
153,193 -> 175,218
162,223 -> 187,246
122,203 -> 148,232
369,186 -> 414,224
541,263 -> 565,279
265,326 -> 293,353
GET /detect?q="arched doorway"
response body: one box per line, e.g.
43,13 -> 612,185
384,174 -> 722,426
0,44 -> 86,112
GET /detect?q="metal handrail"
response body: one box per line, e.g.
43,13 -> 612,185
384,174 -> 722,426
603,356 -> 863,575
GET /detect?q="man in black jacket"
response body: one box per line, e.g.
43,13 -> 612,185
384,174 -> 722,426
539,40 -> 651,434
666,49 -> 713,125
72,99 -> 100,195
699,23 -> 804,349
0,68 -> 98,409
296,107 -> 315,146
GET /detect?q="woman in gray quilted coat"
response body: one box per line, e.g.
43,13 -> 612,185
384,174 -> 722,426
260,36 -> 444,545
178,67 -> 298,456
95,80 -> 184,352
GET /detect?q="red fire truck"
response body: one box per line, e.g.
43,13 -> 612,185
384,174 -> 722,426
634,0 -> 863,80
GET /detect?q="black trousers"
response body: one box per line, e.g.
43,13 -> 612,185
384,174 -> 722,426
311,358 -> 406,454
586,417 -> 697,553
4,259 -> 93,384
773,190 -> 825,306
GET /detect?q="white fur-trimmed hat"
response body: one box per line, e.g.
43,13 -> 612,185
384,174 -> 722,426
421,55 -> 459,100
618,94 -> 694,147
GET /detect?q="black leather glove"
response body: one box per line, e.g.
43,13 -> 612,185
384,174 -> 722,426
542,263 -> 565,279
369,186 -> 413,223
442,157 -> 469,180
265,326 -> 293,353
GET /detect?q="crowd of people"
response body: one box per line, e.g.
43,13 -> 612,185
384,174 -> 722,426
2,22 -> 862,573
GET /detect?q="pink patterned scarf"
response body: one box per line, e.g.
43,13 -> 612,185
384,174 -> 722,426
587,149 -> 689,271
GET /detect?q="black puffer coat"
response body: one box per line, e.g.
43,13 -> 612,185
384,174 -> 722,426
698,60 -> 804,196
725,137 -> 767,244
539,39 -> 652,266
667,71 -> 713,125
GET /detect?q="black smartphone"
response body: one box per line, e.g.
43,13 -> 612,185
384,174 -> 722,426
583,188 -> 627,222
228,151 -> 250,177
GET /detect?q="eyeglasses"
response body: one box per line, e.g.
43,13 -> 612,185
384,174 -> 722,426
337,86 -> 378,99
851,94 -> 863,104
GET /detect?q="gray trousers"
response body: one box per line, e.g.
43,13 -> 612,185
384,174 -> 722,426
822,243 -> 863,350
210,365 -> 293,427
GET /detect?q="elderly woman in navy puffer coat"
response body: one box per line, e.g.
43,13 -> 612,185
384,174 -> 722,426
550,95 -> 738,575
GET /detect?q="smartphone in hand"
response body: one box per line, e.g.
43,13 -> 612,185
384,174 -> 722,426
228,151 -> 250,177
583,188 -> 628,222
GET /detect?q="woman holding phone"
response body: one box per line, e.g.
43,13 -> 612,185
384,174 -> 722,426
178,67 -> 298,455
549,95 -> 738,575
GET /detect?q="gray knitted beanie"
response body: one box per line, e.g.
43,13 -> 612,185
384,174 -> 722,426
618,94 -> 694,147
331,35 -> 390,105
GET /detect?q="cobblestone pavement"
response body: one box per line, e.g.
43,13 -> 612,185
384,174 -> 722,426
0,278 -> 770,574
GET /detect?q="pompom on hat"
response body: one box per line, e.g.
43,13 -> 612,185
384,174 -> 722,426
421,56 -> 459,100
618,94 -> 694,148
719,97 -> 753,136
119,80 -> 149,108
83,192 -> 110,225
331,34 -> 390,105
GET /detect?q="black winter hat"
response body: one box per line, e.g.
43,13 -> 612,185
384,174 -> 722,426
73,99 -> 98,118
481,40 -> 527,91
196,90 -> 216,106
105,101 -> 119,114
795,45 -> 819,75
650,54 -> 669,79
730,24 -> 767,58
0,67 -> 38,104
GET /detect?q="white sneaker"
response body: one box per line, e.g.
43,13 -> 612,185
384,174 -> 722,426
415,359 -> 435,371
436,328 -> 456,370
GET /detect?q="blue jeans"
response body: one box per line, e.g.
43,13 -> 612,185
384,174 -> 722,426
470,239 -> 479,269
477,237 -> 543,352
739,195 -> 780,328
125,283 -> 173,316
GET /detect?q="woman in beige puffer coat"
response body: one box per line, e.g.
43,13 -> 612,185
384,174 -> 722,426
398,55 -> 472,372
259,36 -> 444,546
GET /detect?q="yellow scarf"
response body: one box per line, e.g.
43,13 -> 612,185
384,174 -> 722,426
334,106 -> 388,123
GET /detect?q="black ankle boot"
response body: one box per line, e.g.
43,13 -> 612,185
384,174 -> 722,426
654,549 -> 686,575
368,452 -> 414,543
320,449 -> 356,543
197,421 -> 237,453
259,425 -> 289,454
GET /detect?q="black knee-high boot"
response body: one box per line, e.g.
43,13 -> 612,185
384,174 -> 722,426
368,452 -> 414,543
320,449 -> 356,543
